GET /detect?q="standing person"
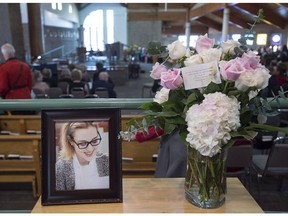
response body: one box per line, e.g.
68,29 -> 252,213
55,121 -> 109,191
0,43 -> 32,99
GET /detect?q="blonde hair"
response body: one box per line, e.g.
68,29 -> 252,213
59,121 -> 99,160
42,68 -> 52,79
71,68 -> 82,81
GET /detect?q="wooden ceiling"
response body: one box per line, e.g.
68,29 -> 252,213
76,3 -> 288,35
123,3 -> 288,34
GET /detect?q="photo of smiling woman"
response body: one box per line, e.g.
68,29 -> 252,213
55,121 -> 109,191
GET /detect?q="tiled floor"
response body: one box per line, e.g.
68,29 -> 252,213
0,62 -> 288,213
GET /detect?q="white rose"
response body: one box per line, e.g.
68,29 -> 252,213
153,87 -> 170,104
254,67 -> 271,90
184,54 -> 203,66
167,40 -> 187,60
235,68 -> 271,91
200,48 -> 222,63
235,70 -> 257,91
221,40 -> 240,55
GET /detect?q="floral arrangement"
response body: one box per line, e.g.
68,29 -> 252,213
121,34 -> 287,155
120,10 -> 288,208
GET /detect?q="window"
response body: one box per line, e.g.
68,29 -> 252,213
256,34 -> 267,45
106,10 -> 114,44
232,34 -> 241,42
244,34 -> 254,46
178,35 -> 199,48
84,9 -> 114,51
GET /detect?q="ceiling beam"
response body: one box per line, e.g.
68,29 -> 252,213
157,3 -> 196,10
213,9 -> 249,29
233,3 -> 286,29
126,3 -> 196,10
128,12 -> 186,21
279,3 -> 288,8
189,3 -> 227,20
126,3 -> 159,10
162,25 -> 208,35
196,17 -> 222,32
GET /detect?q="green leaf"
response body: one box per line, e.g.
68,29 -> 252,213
139,102 -> 162,112
144,110 -> 179,117
147,41 -> 166,55
165,116 -> 186,125
247,123 -> 288,135
222,139 -> 236,151
179,129 -> 189,146
203,82 -> 221,94
230,130 -> 256,140
163,120 -> 177,135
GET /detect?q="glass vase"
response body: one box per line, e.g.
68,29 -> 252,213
185,146 -> 227,209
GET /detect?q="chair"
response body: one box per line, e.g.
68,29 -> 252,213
46,87 -> 63,99
253,115 -> 280,154
85,94 -> 99,98
251,136 -> 288,192
35,94 -> 49,99
57,81 -> 70,94
94,87 -> 109,98
59,94 -> 74,98
128,63 -> 140,79
71,87 -> 85,98
226,139 -> 253,188
141,83 -> 153,98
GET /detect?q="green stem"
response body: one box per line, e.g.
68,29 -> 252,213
223,81 -> 230,94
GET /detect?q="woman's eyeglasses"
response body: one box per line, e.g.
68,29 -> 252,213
71,133 -> 102,149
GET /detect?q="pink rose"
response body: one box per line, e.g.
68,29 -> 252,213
160,68 -> 183,90
241,51 -> 262,70
150,62 -> 168,79
195,34 -> 215,54
219,58 -> 246,81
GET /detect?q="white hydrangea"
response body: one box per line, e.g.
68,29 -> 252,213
185,92 -> 241,157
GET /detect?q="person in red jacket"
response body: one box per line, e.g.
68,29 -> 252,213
0,43 -> 32,99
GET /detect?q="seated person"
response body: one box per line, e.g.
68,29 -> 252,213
76,63 -> 90,83
69,69 -> 89,95
32,70 -> 50,94
58,69 -> 73,94
42,68 -> 58,87
91,72 -> 116,98
93,62 -> 106,82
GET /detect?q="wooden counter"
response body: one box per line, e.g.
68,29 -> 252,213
32,178 -> 263,213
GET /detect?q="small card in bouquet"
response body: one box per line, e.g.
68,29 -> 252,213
181,61 -> 221,90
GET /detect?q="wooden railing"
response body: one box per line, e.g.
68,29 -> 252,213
0,98 -> 288,195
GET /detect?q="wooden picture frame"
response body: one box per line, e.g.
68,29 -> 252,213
41,108 -> 122,205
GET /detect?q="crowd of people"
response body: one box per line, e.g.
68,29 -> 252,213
0,43 -> 117,100
258,45 -> 288,97
31,61 -> 117,99
1,42 -> 288,101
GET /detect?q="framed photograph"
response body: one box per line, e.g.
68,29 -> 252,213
41,108 -> 122,205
